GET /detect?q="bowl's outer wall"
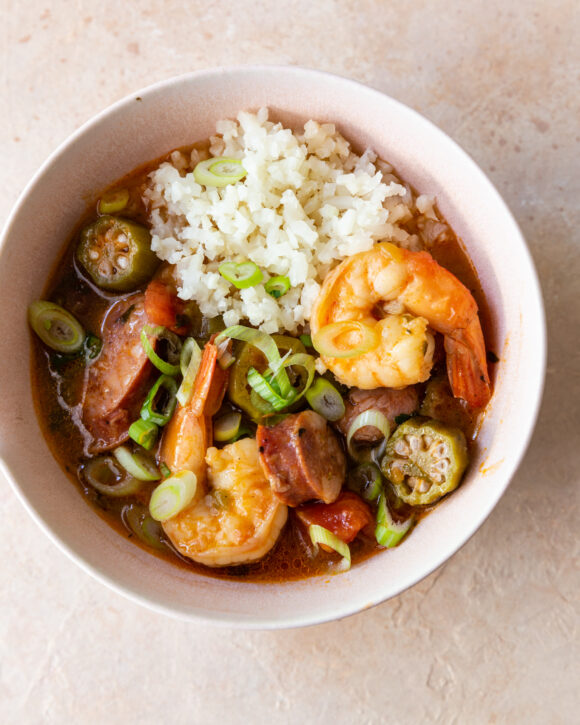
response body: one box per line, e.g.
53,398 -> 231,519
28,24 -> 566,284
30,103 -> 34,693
0,67 -> 545,627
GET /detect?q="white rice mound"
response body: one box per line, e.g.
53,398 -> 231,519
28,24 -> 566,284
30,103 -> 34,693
145,108 -> 431,334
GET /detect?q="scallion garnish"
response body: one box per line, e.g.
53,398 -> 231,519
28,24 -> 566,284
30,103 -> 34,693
346,409 -> 391,463
247,367 -> 298,411
28,300 -> 86,354
82,456 -> 142,497
347,462 -> 383,502
193,157 -> 247,187
265,275 -> 291,299
140,325 -> 181,376
375,494 -> 414,548
218,261 -> 263,289
112,445 -> 161,481
177,337 -> 202,407
215,326 -> 293,399
231,426 -> 253,442
213,412 -> 242,442
312,320 -> 379,359
140,375 -> 178,427
299,334 -> 313,348
305,377 -> 345,421
149,470 -> 197,522
98,188 -> 130,214
215,326 -> 316,413
128,418 -> 158,451
123,503 -> 166,550
308,524 -> 351,572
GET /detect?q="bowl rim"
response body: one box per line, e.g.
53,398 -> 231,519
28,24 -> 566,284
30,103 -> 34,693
0,64 -> 546,629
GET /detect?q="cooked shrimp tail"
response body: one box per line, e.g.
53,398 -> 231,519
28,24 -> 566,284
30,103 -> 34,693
189,337 -> 229,418
160,337 -> 229,484
444,317 -> 491,409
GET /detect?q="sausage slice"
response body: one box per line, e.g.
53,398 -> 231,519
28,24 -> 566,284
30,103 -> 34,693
257,410 -> 346,507
336,386 -> 419,443
82,294 -> 155,453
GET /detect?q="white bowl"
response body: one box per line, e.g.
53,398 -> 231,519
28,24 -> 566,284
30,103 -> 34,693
0,66 -> 545,628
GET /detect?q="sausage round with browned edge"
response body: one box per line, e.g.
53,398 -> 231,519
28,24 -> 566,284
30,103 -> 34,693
257,410 -> 346,507
82,294 -> 155,453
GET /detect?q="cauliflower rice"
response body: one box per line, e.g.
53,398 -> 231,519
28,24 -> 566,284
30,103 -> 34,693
145,108 -> 437,334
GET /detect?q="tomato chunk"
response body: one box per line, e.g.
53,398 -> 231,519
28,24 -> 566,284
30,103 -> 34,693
296,491 -> 373,544
145,279 -> 188,335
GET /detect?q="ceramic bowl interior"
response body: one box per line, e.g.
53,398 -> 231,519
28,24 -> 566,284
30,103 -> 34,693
0,66 -> 545,628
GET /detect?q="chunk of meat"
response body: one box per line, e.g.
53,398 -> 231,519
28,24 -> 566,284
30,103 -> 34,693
257,410 -> 346,507
335,386 -> 419,443
296,491 -> 373,544
82,295 -> 154,453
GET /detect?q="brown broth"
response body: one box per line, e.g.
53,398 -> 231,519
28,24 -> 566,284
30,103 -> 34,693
30,143 -> 494,583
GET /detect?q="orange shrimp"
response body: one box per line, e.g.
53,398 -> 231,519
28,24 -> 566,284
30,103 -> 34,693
159,340 -> 287,566
310,242 -> 491,409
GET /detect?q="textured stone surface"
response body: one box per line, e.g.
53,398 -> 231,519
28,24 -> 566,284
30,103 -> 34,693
0,1 -> 578,723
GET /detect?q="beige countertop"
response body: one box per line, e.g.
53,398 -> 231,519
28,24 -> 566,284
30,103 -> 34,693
1,1 -> 578,723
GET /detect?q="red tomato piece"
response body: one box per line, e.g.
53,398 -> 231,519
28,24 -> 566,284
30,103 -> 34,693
144,279 -> 188,335
296,491 -> 373,544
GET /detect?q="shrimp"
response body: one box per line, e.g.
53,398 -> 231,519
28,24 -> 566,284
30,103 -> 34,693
162,436 -> 288,567
310,242 -> 491,409
159,342 -> 287,567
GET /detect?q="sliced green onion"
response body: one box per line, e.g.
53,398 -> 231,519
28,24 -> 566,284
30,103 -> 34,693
213,412 -> 242,442
140,325 -> 181,376
346,409 -> 391,463
123,503 -> 166,550
347,462 -> 383,502
219,261 -> 263,289
140,374 -> 178,427
177,337 -> 202,406
265,275 -> 291,299
305,377 -> 345,421
28,301 -> 85,353
112,445 -> 160,481
299,334 -> 313,348
83,456 -> 142,497
277,352 -> 316,404
308,524 -> 351,572
98,188 -> 130,214
248,367 -> 297,411
149,470 -> 197,522
375,494 -> 414,547
231,425 -> 253,442
160,462 -> 171,478
194,157 -> 247,187
250,388 -> 277,416
215,325 -> 292,399
312,321 -> 379,359
249,351 -> 316,412
84,333 -> 102,360
129,418 -> 158,451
